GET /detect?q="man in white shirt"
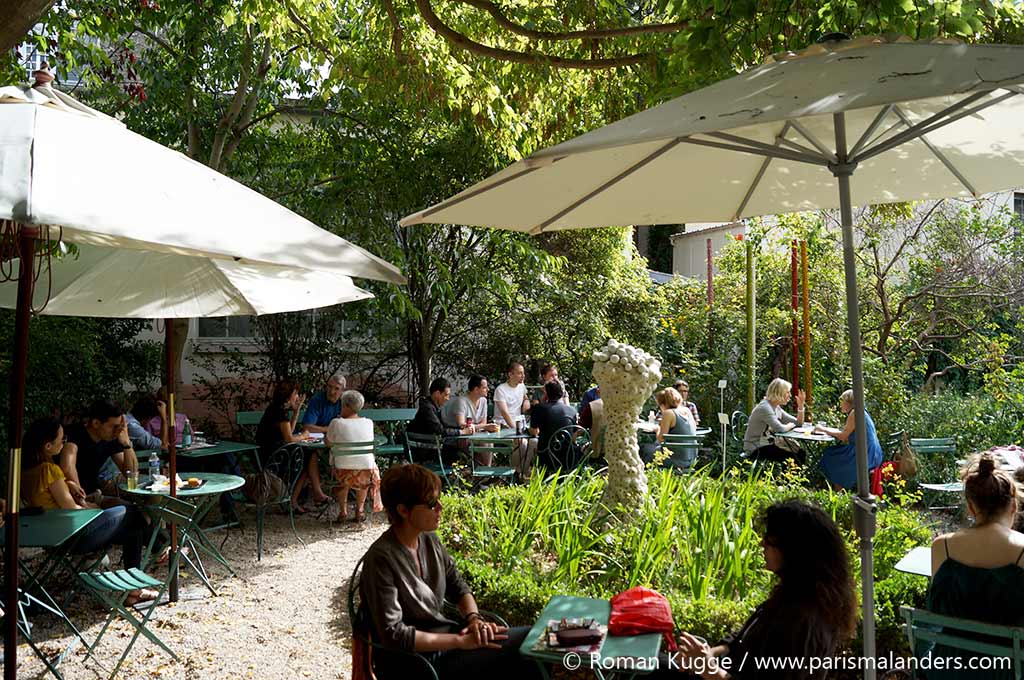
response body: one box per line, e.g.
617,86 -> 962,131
443,374 -> 500,464
494,361 -> 536,478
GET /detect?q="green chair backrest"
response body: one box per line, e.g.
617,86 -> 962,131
730,410 -> 748,443
329,440 -> 376,467
236,410 -> 264,426
405,431 -> 442,454
467,438 -> 516,470
902,605 -> 1024,679
910,437 -> 957,455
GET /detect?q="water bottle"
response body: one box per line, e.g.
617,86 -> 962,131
148,451 -> 161,480
182,418 -> 192,448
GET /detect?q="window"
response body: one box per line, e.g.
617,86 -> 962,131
197,316 -> 255,339
1014,192 -> 1024,223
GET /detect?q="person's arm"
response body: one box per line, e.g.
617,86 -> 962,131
111,416 -> 138,474
278,420 -> 307,444
656,410 -> 675,443
58,442 -> 86,501
48,478 -> 85,510
290,395 -> 305,434
126,415 -> 163,451
494,388 -> 514,427
931,534 -> 951,576
157,401 -> 169,450
818,411 -> 854,441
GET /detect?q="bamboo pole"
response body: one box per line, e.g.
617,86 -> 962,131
707,237 -> 714,350
746,239 -> 756,411
791,239 -> 799,390
801,240 -> 813,420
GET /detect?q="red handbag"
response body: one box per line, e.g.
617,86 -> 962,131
608,586 -> 677,651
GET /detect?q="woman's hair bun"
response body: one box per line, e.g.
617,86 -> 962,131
978,453 -> 996,476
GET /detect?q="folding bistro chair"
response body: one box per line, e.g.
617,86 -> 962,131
241,443 -> 307,561
465,438 -> 517,490
78,498 -> 192,678
325,438 -> 377,523
660,433 -> 705,473
910,436 -> 962,511
404,431 -> 454,485
902,605 -> 1024,680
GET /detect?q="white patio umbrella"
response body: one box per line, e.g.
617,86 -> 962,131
402,35 -> 1024,677
0,74 -> 398,676
0,243 -> 373,317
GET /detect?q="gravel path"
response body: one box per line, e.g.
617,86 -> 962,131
14,509 -> 388,680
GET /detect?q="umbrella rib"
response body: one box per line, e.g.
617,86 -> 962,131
411,165 -> 543,223
848,105 -> 894,159
704,131 -> 830,164
891,106 -> 977,197
787,121 -> 837,162
529,139 -> 682,234
679,135 -> 831,166
853,91 -> 1011,163
733,122 -> 793,221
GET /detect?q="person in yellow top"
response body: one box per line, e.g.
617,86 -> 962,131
21,418 -> 155,604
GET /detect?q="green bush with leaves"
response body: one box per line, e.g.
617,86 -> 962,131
440,467 -> 932,655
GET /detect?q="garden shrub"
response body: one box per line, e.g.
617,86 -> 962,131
441,467 -> 933,659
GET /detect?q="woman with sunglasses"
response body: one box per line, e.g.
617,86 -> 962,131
655,499 -> 856,678
359,464 -> 540,679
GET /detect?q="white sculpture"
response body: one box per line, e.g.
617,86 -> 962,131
592,339 -> 662,512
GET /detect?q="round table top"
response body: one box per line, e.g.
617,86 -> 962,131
120,471 -> 245,497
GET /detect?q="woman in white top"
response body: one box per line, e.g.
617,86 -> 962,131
326,390 -> 382,523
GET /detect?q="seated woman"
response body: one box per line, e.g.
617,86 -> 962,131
255,380 -> 326,514
326,390 -> 382,523
21,418 -> 156,604
360,464 -> 541,680
742,378 -> 806,464
640,387 -> 698,466
924,453 -> 1024,680
654,500 -> 856,679
815,389 -> 883,492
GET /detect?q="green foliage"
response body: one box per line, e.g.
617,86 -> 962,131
440,466 -> 932,653
0,311 -> 162,442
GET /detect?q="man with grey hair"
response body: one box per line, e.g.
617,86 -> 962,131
301,372 -> 346,434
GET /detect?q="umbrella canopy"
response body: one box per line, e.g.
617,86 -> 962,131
402,36 -> 1024,231
402,36 -> 1024,679
0,243 -> 372,317
0,83 -> 405,284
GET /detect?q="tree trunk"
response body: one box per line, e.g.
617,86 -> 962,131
0,0 -> 55,54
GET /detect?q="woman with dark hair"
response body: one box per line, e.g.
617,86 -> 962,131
657,499 -> 856,679
20,418 -> 155,604
922,453 -> 1024,680
255,379 -> 328,514
359,464 -> 540,680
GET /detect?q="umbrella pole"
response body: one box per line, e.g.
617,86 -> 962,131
5,224 -> 37,680
832,112 -> 877,680
164,319 -> 179,602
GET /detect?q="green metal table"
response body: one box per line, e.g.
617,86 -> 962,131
0,509 -> 103,678
455,428 -> 530,441
521,595 -> 662,679
120,472 -> 244,596
138,439 -> 259,462
774,428 -> 835,469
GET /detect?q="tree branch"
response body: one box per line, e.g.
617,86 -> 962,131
412,0 -> 654,69
455,0 -> 696,41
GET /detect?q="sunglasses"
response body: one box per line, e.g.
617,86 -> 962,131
420,498 -> 441,510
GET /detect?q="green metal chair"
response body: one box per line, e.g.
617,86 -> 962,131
537,425 -> 592,473
347,556 -> 509,680
902,605 -> 1024,679
404,431 -> 454,485
660,432 -> 706,473
362,408 -> 417,468
910,436 -> 962,511
235,410 -> 263,442
78,497 -> 193,678
242,444 -> 307,560
730,410 -> 749,445
465,438 -> 517,490
326,438 -> 378,522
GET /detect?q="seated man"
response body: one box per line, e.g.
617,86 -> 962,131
530,382 -> 579,471
60,399 -> 139,501
530,363 -> 570,407
301,373 -> 345,435
125,394 -> 168,451
442,374 -> 499,464
145,386 -> 189,445
408,378 -> 471,464
494,361 -> 537,477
